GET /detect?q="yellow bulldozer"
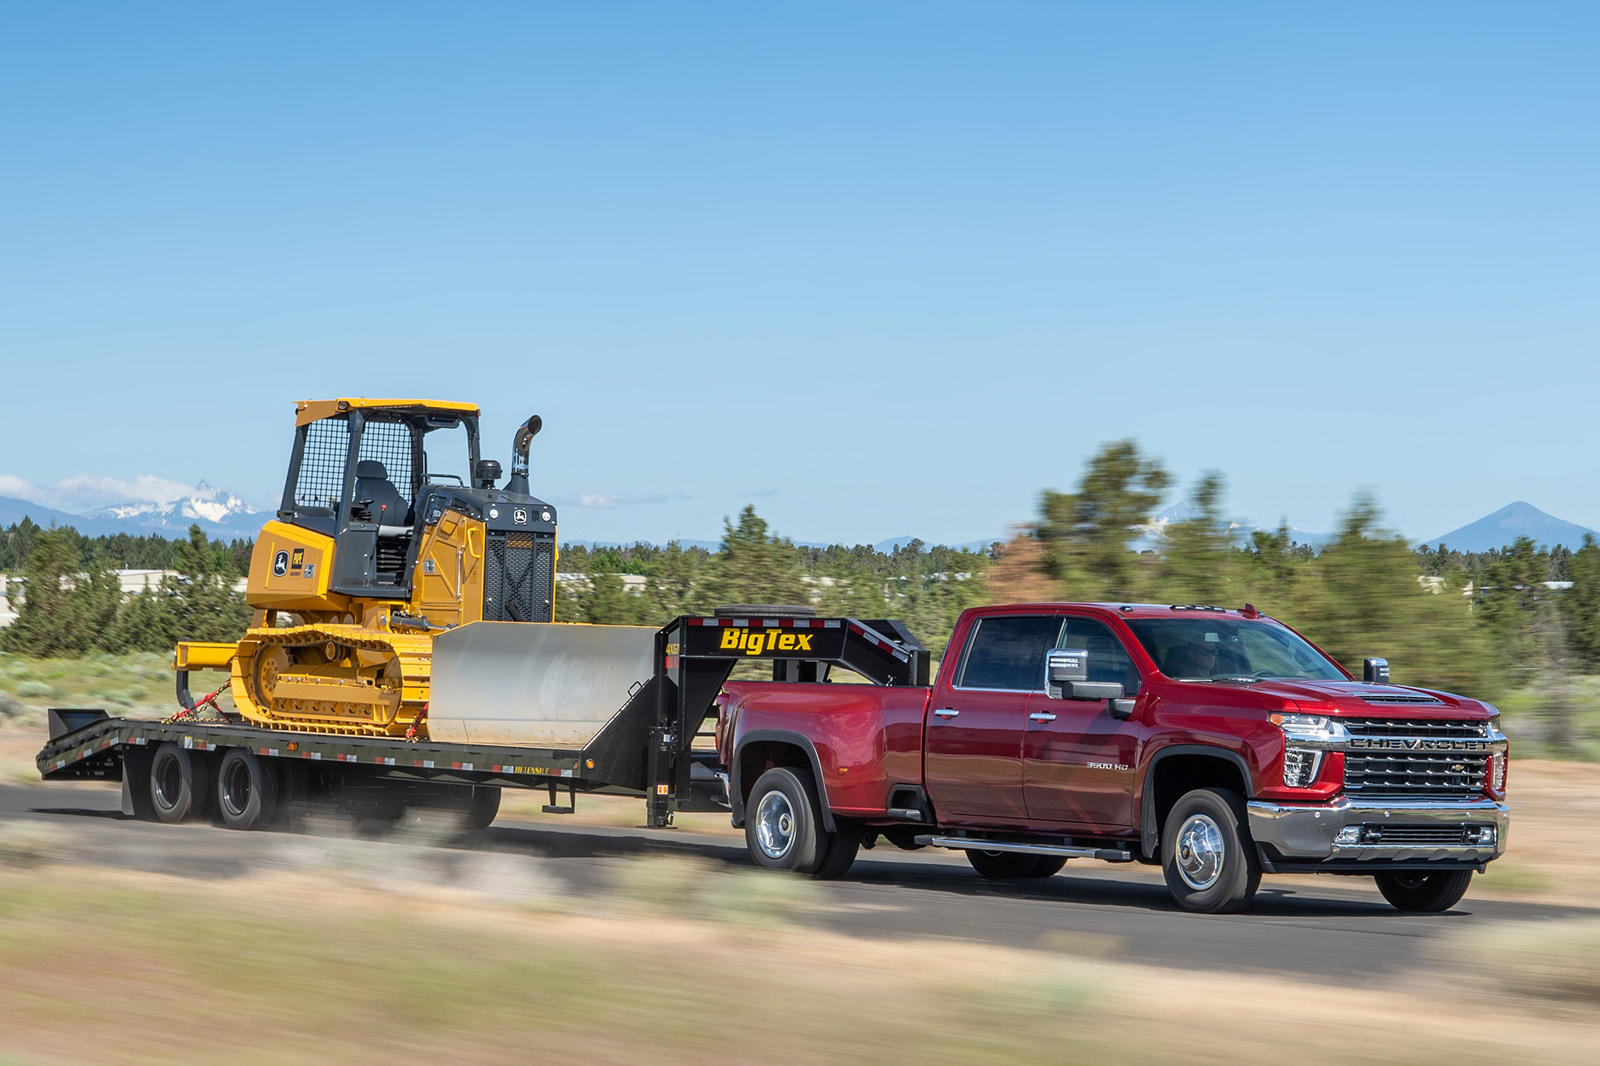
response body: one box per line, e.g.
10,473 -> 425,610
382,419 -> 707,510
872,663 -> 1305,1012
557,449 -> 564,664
175,398 -> 561,738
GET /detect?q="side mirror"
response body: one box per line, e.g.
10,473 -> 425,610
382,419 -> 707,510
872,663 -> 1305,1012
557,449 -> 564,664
475,459 -> 502,488
1045,648 -> 1126,702
1363,657 -> 1390,684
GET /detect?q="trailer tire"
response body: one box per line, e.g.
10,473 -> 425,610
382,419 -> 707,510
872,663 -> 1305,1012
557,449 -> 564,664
149,742 -> 210,824
965,849 -> 1043,879
216,749 -> 279,831
1373,870 -> 1473,912
812,820 -> 862,880
1160,787 -> 1261,913
744,767 -> 826,873
461,786 -> 501,830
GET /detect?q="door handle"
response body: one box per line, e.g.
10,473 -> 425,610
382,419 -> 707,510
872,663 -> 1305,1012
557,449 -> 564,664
932,708 -> 960,719
1028,711 -> 1057,722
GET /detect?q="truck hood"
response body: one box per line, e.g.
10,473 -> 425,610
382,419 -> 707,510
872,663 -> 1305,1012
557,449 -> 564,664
1201,678 -> 1494,718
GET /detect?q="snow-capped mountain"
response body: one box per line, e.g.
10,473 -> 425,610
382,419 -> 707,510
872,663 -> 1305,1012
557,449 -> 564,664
80,480 -> 262,538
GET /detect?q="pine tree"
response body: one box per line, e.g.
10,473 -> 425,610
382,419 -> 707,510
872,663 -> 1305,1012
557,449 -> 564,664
1,527 -> 84,655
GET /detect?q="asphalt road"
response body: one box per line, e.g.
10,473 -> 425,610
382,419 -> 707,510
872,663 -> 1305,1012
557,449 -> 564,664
6,780 -> 1592,982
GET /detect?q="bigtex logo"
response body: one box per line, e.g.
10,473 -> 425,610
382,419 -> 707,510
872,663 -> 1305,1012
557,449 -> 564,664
720,628 -> 814,656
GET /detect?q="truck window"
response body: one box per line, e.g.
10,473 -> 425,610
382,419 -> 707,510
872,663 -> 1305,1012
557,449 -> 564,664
955,615 -> 1063,691
1123,617 -> 1345,680
1058,617 -> 1141,696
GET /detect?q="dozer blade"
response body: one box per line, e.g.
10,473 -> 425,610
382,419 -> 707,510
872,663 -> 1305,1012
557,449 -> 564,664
428,621 -> 658,748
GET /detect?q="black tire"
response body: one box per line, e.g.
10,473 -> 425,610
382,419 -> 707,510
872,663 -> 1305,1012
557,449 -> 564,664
1160,787 -> 1262,913
149,743 -> 211,824
216,749 -> 279,830
715,604 -> 816,618
965,849 -> 1044,879
1374,870 -> 1473,912
461,785 -> 501,830
744,767 -> 827,873
812,820 -> 862,880
1025,856 -> 1068,879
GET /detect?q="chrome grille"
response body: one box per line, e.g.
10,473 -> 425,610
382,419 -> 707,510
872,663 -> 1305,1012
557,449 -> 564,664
1340,718 -> 1488,739
1345,751 -> 1489,798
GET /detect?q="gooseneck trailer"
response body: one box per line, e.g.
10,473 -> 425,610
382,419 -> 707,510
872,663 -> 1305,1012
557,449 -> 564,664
36,612 -> 927,831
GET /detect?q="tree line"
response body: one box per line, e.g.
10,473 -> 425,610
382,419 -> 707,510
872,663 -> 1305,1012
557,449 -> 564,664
5,448 -> 1598,754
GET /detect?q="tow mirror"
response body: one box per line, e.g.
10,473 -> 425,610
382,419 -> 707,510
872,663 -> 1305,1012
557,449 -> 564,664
1046,648 -> 1126,703
1363,657 -> 1390,684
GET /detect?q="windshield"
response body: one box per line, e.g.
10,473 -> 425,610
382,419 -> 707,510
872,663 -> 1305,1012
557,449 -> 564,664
1123,617 -> 1346,681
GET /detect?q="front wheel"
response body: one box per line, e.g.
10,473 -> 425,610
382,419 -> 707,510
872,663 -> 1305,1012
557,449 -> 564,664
1374,870 -> 1473,912
1160,787 -> 1261,913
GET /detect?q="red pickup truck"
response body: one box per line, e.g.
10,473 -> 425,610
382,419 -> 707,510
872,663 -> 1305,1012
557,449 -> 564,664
715,602 -> 1509,913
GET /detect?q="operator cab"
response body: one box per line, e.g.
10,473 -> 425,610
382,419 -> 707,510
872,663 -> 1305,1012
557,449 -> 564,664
277,399 -> 493,596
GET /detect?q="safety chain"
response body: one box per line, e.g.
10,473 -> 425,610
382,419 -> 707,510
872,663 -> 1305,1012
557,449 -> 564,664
404,703 -> 428,742
165,682 -> 236,724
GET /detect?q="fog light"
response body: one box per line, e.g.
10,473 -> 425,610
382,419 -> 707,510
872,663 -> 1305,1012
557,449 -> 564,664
1282,747 -> 1322,788
1334,826 -> 1361,844
1471,825 -> 1497,845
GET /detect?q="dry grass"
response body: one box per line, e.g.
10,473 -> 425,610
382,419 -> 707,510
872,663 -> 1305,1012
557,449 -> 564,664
0,855 -> 1595,1066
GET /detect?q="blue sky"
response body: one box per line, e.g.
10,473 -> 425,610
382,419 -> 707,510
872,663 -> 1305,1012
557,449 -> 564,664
2,1 -> 1596,547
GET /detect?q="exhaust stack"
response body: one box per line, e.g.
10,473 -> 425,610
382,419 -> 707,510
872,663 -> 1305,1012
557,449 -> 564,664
505,414 -> 542,496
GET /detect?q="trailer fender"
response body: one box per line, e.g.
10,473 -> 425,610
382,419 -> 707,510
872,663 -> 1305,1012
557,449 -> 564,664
730,730 -> 836,833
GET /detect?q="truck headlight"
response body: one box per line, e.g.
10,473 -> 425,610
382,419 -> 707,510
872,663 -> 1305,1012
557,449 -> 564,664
1282,746 -> 1322,788
1267,712 -> 1349,742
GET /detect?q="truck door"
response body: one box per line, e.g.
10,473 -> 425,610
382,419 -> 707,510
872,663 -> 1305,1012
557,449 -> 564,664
1022,614 -> 1144,829
923,613 -> 1061,822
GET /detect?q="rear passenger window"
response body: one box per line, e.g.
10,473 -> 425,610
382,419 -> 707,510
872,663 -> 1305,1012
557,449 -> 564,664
956,616 -> 1063,691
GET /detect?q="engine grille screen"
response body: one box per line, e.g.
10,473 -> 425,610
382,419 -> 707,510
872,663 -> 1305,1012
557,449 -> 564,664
484,531 -> 555,622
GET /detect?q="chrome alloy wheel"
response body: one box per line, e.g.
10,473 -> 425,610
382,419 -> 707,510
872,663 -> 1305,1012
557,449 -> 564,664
1174,812 -> 1226,891
754,790 -> 797,860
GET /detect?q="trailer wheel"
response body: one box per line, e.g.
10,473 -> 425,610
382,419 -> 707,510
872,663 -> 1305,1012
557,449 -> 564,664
1160,787 -> 1261,913
744,767 -> 826,873
965,849 -> 1043,879
216,749 -> 279,830
149,742 -> 210,824
1373,870 -> 1473,912
461,786 -> 501,830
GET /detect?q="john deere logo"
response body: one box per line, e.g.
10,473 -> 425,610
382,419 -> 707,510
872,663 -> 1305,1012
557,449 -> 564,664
513,508 -> 528,524
272,550 -> 289,576
720,628 -> 814,656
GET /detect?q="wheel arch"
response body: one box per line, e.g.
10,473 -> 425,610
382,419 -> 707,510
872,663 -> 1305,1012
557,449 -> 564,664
1140,745 -> 1254,861
730,730 -> 836,832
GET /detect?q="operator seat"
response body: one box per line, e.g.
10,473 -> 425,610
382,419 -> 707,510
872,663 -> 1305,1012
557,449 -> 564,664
353,460 -> 410,531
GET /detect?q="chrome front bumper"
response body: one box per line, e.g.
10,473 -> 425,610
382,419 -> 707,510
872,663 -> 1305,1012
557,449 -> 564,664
1246,796 -> 1510,866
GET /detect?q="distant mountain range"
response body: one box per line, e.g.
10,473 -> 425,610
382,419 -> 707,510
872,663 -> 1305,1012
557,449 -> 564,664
1423,501 -> 1598,553
3,485 -> 1593,556
0,482 -> 263,541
